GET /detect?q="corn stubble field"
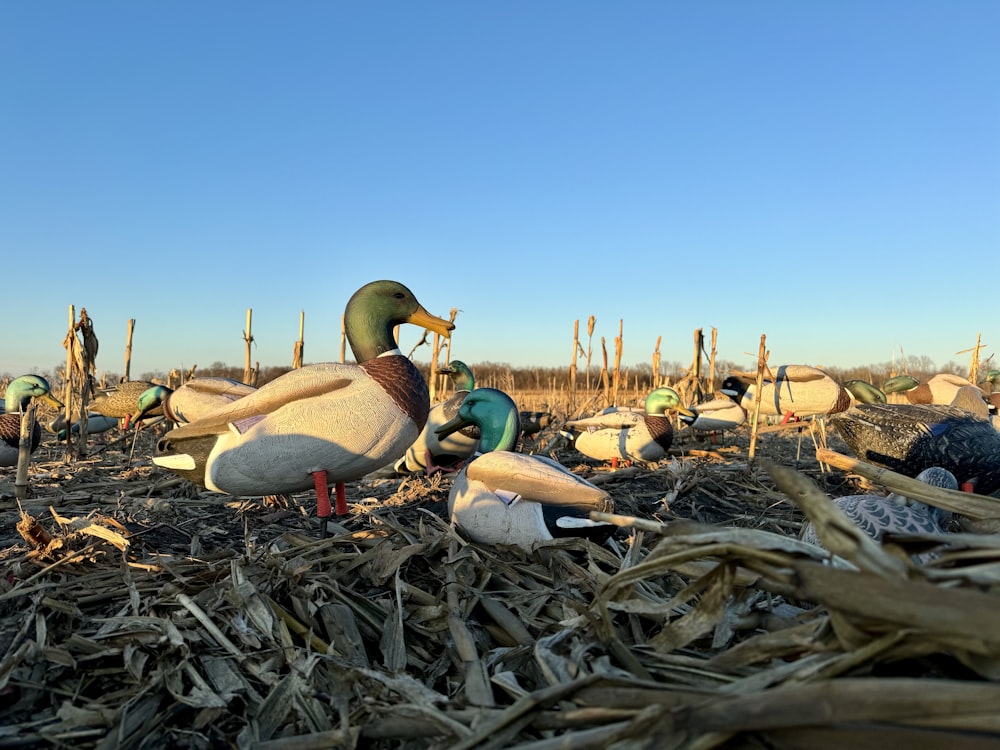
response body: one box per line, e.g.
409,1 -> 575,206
3,367 -> 1000,748
0,378 -> 1000,750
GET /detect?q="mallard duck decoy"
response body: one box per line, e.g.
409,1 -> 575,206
519,410 -> 554,442
832,402 -> 1000,494
394,360 -> 478,475
677,396 -> 746,433
91,379 -> 169,429
154,377 -> 257,424
1,375 -> 64,467
562,387 -> 694,465
153,280 -> 455,532
801,466 -> 957,554
720,365 -> 855,421
435,387 -> 615,548
883,373 -> 990,418
842,379 -> 887,405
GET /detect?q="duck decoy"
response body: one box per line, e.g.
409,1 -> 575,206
518,410 -> 554,442
48,413 -> 120,441
677,396 -> 746,433
394,360 -> 478,475
90,379 -> 169,429
801,466 -> 958,554
154,376 -> 257,425
562,387 -> 694,465
832,402 -> 1000,495
721,365 -> 858,422
435,387 -> 615,548
883,373 -> 990,418
1,375 -> 64,467
153,280 -> 455,532
842,379 -> 887,405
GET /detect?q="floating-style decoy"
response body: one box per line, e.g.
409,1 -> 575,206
435,387 -> 615,548
883,373 -> 990,419
832,402 -> 1000,494
801,466 -> 958,556
562,387 -> 694,465
90,379 -> 168,429
0,375 -> 64,467
153,280 -> 455,532
720,365 -> 855,421
394,360 -> 478,475
677,396 -> 746,433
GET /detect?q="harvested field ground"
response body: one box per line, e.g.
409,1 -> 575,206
3,417 -> 1000,749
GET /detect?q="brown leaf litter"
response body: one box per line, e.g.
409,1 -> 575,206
2,422 -> 1000,749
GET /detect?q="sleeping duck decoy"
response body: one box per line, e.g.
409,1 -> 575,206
721,365 -> 857,421
801,466 -> 958,556
91,379 -> 169,429
394,360 -> 478,475
562,387 -> 694,465
677,396 -> 746,433
153,280 -> 455,532
883,373 -> 990,419
1,375 -> 64,467
832,402 -> 1000,495
435,387 -> 615,548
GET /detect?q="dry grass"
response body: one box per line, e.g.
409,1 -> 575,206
3,399 -> 1000,749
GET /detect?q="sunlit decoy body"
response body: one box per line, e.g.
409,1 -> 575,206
436,387 -> 615,548
152,280 -> 455,532
0,375 -> 64,466
801,467 -> 958,557
156,377 -> 257,424
395,360 -> 478,475
832,402 -> 1000,495
562,387 -> 694,465
883,373 -> 990,419
677,397 -> 746,433
720,365 -> 853,421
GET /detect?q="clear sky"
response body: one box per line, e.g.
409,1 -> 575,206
4,2 -> 998,379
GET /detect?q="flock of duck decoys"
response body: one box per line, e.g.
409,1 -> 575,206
4,279 -> 1000,554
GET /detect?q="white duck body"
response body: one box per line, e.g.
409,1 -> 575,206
721,364 -> 850,418
156,358 -> 426,495
679,397 -> 746,432
436,387 -> 614,548
564,387 -> 692,464
162,377 -> 258,424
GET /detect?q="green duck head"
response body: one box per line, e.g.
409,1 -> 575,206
136,385 -> 172,422
882,374 -> 920,394
344,280 -> 455,362
439,360 -> 475,392
844,379 -> 887,404
645,387 -> 695,418
436,387 -> 521,453
4,374 -> 63,413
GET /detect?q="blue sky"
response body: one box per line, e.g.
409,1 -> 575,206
4,2 -> 998,379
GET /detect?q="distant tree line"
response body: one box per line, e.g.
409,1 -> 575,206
2,354 -> 978,395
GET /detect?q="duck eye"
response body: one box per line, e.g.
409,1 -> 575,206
394,293 -> 405,299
